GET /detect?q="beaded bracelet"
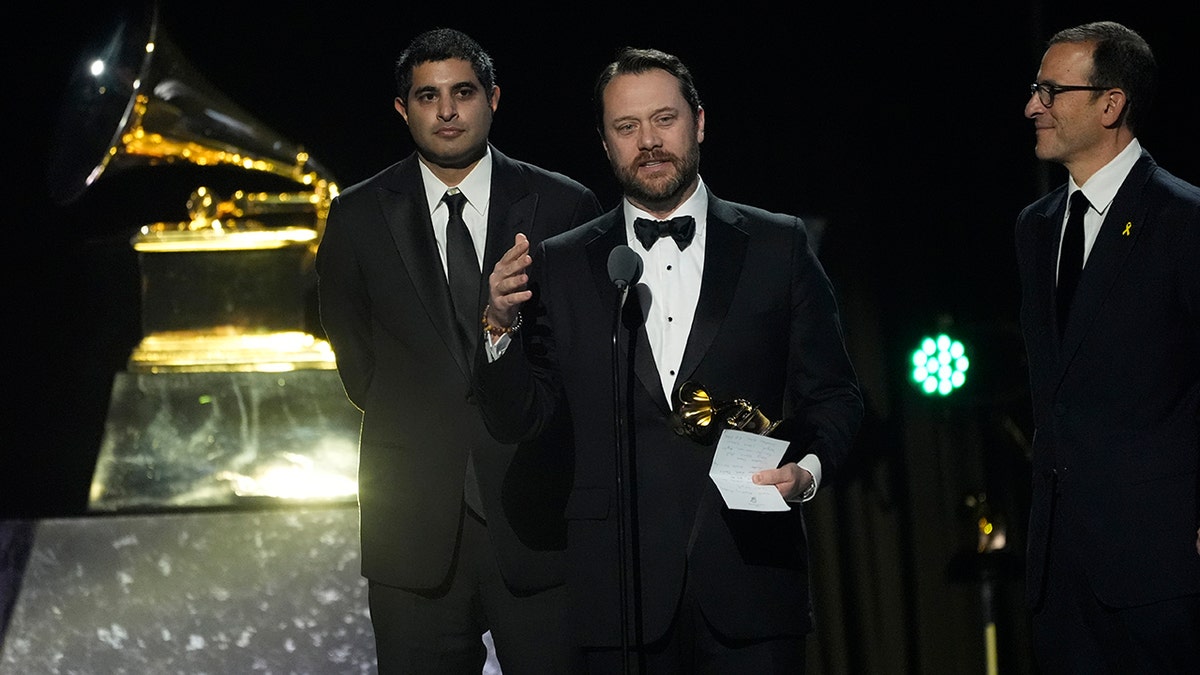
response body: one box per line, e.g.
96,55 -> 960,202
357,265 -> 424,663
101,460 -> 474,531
482,304 -> 522,336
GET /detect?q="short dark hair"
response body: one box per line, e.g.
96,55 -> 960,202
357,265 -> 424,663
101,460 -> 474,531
593,47 -> 703,131
394,28 -> 497,102
1049,21 -> 1156,132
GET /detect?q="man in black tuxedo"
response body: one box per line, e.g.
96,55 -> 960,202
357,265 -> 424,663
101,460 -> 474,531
474,47 -> 862,672
315,28 -> 601,674
1016,20 -> 1200,671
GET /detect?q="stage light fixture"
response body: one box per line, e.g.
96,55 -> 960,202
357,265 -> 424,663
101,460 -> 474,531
911,333 -> 970,396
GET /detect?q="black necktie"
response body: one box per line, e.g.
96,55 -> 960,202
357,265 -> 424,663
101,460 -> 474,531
634,215 -> 696,251
443,190 -> 480,352
1056,191 -> 1089,334
443,190 -> 486,519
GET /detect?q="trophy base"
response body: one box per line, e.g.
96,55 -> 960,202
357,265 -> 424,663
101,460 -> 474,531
89,369 -> 361,512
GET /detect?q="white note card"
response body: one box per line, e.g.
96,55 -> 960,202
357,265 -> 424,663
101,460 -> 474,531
708,429 -> 790,512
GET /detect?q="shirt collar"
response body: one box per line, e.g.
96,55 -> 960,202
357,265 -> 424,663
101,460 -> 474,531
1070,138 -> 1141,215
419,146 -> 493,217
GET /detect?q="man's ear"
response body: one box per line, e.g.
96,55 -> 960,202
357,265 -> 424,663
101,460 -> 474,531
395,97 -> 409,124
1102,89 -> 1128,128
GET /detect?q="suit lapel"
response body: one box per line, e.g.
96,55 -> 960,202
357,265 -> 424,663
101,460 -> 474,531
484,149 -> 538,311
629,279 -> 665,410
376,157 -> 472,376
585,213 -> 623,308
1060,154 -> 1152,356
583,215 -> 672,411
1034,191 -> 1069,341
1017,191 -> 1072,398
674,198 -> 746,402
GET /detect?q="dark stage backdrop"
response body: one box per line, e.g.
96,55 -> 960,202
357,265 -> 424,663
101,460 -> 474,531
6,2 -> 1198,673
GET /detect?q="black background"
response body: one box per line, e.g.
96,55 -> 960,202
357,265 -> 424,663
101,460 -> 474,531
6,0 -> 1199,522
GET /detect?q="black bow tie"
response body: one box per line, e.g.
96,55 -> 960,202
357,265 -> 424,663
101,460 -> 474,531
633,215 -> 695,251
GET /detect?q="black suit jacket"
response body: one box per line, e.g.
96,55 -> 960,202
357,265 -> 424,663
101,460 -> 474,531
315,145 -> 602,591
475,191 -> 862,646
1015,149 -> 1200,609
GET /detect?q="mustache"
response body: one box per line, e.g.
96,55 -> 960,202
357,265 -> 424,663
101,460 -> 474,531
635,151 -> 678,165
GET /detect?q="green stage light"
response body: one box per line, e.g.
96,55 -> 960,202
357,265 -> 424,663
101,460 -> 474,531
911,333 -> 970,396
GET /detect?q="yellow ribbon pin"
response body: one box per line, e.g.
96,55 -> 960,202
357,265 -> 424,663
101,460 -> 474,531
1122,222 -> 1132,236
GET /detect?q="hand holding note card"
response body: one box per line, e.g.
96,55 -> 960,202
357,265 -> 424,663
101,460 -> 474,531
708,429 -> 790,511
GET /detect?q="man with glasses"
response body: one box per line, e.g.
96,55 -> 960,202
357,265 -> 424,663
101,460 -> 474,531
1016,20 -> 1200,671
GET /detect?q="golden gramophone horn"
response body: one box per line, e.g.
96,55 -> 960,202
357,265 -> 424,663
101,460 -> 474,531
671,380 -> 780,444
46,1 -> 337,232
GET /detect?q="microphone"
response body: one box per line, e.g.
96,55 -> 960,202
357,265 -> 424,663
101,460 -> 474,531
607,245 -> 643,290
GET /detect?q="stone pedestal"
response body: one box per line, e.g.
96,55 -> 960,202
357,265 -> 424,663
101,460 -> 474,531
0,507 -> 374,673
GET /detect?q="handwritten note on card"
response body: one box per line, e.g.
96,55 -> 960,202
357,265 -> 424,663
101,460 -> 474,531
708,429 -> 790,511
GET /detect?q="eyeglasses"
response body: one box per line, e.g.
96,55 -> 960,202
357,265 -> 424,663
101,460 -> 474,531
1029,82 -> 1113,108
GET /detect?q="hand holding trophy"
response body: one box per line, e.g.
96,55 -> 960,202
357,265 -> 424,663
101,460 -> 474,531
670,381 -> 781,445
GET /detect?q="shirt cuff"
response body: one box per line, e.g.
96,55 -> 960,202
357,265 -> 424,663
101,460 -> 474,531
794,454 -> 822,502
484,331 -> 511,362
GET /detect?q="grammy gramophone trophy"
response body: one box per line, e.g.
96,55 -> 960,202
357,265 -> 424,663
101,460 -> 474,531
670,380 -> 782,445
49,3 -> 363,512
48,2 -> 339,373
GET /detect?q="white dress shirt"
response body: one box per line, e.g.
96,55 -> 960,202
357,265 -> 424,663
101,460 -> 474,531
419,148 -> 493,279
624,180 -> 707,403
1062,137 -> 1141,274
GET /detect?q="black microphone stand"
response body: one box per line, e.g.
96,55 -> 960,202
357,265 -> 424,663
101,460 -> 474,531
607,244 -> 641,674
611,278 -> 632,674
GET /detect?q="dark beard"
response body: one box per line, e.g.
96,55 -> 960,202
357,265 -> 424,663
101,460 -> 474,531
611,141 -> 700,212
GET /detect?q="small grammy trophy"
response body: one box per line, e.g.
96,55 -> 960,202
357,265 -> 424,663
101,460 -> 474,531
670,381 -> 781,445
